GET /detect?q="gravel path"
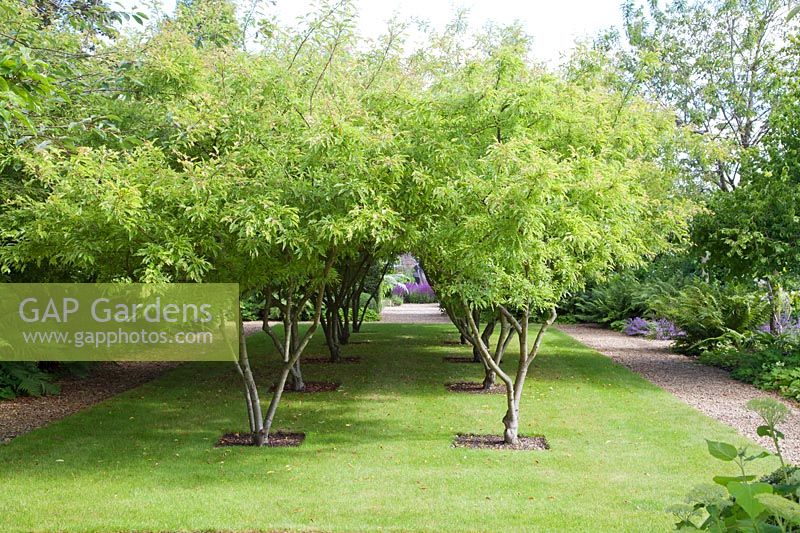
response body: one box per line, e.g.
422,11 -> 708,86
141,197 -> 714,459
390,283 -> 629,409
380,303 -> 451,324
558,323 -> 800,463
0,362 -> 178,443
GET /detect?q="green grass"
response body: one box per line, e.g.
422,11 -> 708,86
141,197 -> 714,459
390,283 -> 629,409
0,324 -> 775,532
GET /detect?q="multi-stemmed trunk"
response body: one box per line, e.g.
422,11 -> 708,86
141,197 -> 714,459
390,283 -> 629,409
480,316 -> 512,390
471,310 -> 483,362
234,283 -> 326,446
286,319 -> 305,391
442,304 -> 486,364
321,300 -> 342,363
464,305 -> 556,445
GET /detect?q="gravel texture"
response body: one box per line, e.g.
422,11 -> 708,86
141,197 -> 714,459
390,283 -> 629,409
558,323 -> 800,463
380,303 -> 451,324
242,320 -> 265,336
0,362 -> 178,443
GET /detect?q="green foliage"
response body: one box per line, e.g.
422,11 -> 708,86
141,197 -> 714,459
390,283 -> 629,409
0,362 -> 60,399
416,28 -> 692,316
174,0 -> 243,48
562,254 -> 697,326
757,365 -> 800,403
670,404 -> 798,531
649,281 -> 769,354
569,273 -> 647,327
618,0 -> 797,191
358,307 -> 381,323
240,292 -> 264,322
692,35 -> 800,290
698,331 -> 800,401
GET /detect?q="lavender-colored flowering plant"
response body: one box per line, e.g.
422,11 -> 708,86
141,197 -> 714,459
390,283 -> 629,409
624,317 -> 685,340
624,317 -> 650,336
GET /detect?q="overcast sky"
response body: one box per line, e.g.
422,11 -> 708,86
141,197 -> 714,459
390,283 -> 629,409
128,0 -> 625,66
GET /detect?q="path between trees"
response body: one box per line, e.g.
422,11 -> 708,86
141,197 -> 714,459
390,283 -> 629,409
558,324 -> 800,463
6,313 -> 797,464
379,303 -> 450,324
368,308 -> 800,461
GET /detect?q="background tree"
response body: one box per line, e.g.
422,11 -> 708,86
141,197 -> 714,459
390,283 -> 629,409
616,0 -> 798,191
692,35 -> 800,332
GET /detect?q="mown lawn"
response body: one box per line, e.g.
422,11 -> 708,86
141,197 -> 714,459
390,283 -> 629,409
0,323 -> 774,532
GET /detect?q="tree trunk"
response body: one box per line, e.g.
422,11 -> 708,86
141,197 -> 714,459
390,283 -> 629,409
351,293 -> 361,333
287,320 -> 305,390
322,308 -> 341,363
471,310 -> 481,362
287,360 -> 305,391
503,399 -> 520,445
237,322 -> 264,444
482,365 -> 495,390
262,362 -> 292,444
339,304 -> 350,344
766,278 -> 782,335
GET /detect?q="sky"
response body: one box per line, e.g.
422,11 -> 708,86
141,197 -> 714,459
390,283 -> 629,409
127,0 -> 626,66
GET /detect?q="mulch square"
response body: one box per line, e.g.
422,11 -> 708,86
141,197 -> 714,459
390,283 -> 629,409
453,433 -> 549,451
303,356 -> 361,364
216,431 -> 305,447
269,381 -> 340,393
445,382 -> 505,394
442,356 -> 479,363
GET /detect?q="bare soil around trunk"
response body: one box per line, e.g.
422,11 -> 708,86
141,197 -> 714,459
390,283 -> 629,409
269,381 -> 340,393
442,356 -> 479,363
445,382 -> 505,394
453,433 -> 550,451
216,431 -> 305,447
303,356 -> 361,364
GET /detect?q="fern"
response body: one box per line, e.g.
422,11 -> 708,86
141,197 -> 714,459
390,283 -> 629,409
0,362 -> 61,400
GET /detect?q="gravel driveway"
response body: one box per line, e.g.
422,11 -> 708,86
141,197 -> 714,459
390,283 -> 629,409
558,323 -> 800,463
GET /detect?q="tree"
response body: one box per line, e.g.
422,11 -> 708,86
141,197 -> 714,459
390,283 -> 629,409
617,0 -> 798,191
1,0 -> 411,445
692,36 -> 800,331
417,31 -> 691,444
174,0 -> 244,48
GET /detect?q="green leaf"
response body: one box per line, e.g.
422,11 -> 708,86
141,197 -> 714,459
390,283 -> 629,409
744,450 -> 772,461
713,475 -> 755,486
707,440 -> 738,461
727,482 -> 772,519
755,493 -> 800,525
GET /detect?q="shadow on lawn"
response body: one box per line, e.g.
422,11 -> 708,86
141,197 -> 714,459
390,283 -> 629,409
0,322 -> 655,481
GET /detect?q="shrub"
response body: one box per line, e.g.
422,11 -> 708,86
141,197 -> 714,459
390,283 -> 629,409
240,292 -> 265,321
402,282 -> 436,304
563,255 -> 696,325
0,362 -> 60,400
623,317 -> 686,340
698,331 -> 800,402
649,281 -> 770,354
571,273 -> 647,326
624,316 -> 651,336
756,365 -> 800,403
360,307 -> 381,322
669,399 -> 800,531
